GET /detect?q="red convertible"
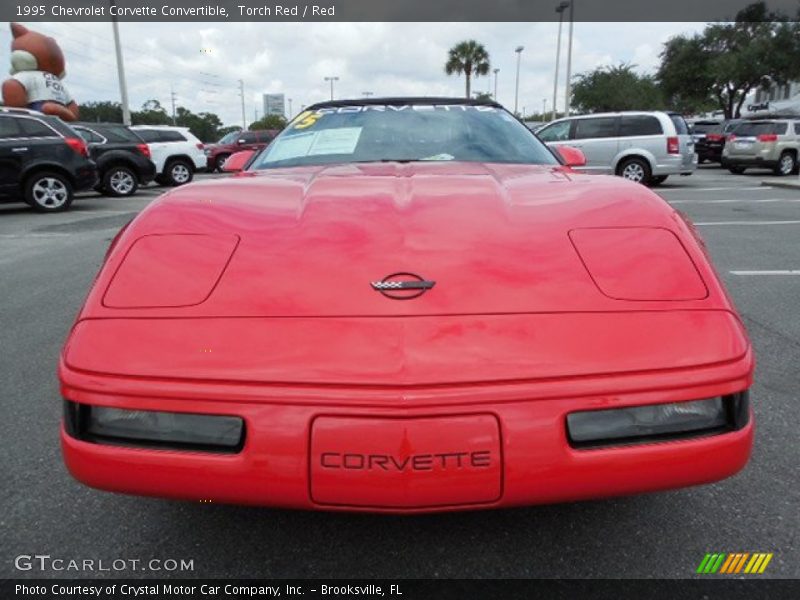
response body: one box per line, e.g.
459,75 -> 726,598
60,98 -> 753,512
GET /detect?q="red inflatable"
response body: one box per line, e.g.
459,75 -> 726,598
2,22 -> 79,121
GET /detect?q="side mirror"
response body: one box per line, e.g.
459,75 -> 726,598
556,145 -> 587,168
222,149 -> 255,173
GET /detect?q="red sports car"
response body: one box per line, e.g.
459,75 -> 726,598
60,98 -> 754,513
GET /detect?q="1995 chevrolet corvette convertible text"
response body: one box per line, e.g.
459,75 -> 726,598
59,98 -> 754,512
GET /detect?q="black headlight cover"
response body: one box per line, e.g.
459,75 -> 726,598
64,401 -> 245,453
566,391 -> 749,449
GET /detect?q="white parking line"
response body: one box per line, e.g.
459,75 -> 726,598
695,220 -> 800,226
668,198 -> 800,204
730,270 -> 800,275
659,186 -> 766,193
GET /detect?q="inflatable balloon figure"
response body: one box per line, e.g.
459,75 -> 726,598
2,22 -> 79,121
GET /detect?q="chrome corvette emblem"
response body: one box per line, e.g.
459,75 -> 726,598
371,272 -> 436,300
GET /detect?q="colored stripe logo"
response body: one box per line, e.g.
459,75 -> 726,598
696,553 -> 773,574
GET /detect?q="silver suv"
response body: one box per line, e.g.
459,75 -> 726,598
722,120 -> 800,176
537,111 -> 696,186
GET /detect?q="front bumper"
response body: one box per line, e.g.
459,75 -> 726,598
60,335 -> 754,513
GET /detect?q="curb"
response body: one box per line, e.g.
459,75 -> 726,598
760,180 -> 800,190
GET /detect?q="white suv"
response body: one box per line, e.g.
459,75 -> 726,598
130,125 -> 207,186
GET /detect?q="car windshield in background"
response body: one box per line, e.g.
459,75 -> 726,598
669,114 -> 689,135
250,103 -> 559,169
218,132 -> 239,144
735,122 -> 788,136
100,125 -> 143,143
692,122 -> 722,134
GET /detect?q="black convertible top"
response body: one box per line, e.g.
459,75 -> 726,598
306,97 -> 503,111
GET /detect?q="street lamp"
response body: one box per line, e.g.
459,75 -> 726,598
553,1 -> 569,121
542,98 -> 548,118
493,68 -> 499,100
514,46 -> 524,116
287,98 -> 293,119
324,76 -> 339,100
564,0 -> 575,116
109,0 -> 131,125
363,91 -> 374,97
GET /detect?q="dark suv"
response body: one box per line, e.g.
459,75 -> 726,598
0,108 -> 97,212
72,123 -> 156,197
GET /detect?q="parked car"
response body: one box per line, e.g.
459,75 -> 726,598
61,98 -> 753,512
72,123 -> 155,197
722,119 -> 800,176
130,125 -> 207,186
205,129 -> 279,172
537,111 -> 696,185
0,107 -> 97,212
690,120 -> 724,163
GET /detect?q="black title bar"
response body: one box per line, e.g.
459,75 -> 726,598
5,0 -> 800,22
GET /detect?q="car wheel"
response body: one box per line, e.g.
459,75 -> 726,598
650,175 -> 668,186
103,165 -> 139,197
728,166 -> 746,175
165,159 -> 193,186
24,171 -> 73,212
617,157 -> 651,185
774,152 -> 796,176
214,154 -> 230,172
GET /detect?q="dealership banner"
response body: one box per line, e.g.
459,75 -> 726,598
5,0 -> 800,22
3,579 -> 800,599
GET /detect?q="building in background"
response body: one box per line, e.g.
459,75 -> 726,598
743,81 -> 800,117
262,93 -> 286,118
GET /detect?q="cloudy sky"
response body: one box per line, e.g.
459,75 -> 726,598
1,21 -> 705,128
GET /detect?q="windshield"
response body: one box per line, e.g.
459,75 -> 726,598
218,131 -> 240,144
250,103 -> 559,169
692,122 -> 721,134
734,122 -> 787,136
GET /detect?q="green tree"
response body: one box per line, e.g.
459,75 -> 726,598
445,40 -> 491,98
657,2 -> 800,118
571,63 -> 665,113
78,101 -> 123,122
472,92 -> 493,102
132,99 -> 171,125
173,106 -> 224,142
248,114 -> 288,130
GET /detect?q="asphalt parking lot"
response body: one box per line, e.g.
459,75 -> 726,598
2,166 -> 798,579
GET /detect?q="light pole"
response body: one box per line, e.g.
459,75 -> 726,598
564,0 -> 575,116
514,46 -> 524,116
542,98 -> 548,119
363,91 -> 374,97
493,68 -> 499,100
238,79 -> 246,129
287,98 -> 293,119
324,76 -> 339,100
109,0 -> 130,125
553,1 -> 569,121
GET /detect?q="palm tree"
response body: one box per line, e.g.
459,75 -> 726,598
445,40 -> 491,98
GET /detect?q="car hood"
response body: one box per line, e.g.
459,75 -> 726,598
94,162 -> 716,318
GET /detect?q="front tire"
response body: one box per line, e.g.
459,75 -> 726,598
728,166 -> 746,175
103,165 -> 138,197
774,152 -> 796,176
214,154 -> 230,172
163,159 -> 193,186
24,171 -> 73,212
617,157 -> 651,185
